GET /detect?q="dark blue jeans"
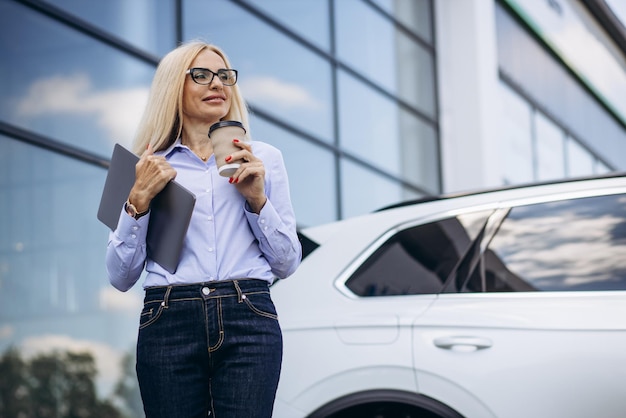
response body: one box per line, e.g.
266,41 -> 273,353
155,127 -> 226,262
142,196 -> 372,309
135,279 -> 283,418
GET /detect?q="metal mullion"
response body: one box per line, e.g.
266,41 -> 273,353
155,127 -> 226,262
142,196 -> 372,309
13,0 -> 160,66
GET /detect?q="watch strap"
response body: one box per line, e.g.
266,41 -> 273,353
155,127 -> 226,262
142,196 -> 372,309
125,200 -> 149,219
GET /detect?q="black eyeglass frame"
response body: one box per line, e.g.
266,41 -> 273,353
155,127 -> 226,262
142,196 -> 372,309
185,67 -> 238,86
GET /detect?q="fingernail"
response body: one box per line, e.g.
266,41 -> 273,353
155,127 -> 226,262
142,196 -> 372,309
233,139 -> 239,143
234,178 -> 239,184
225,156 -> 232,162
229,177 -> 233,183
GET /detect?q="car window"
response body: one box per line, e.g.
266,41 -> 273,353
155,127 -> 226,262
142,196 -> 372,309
466,193 -> 626,292
345,210 -> 492,296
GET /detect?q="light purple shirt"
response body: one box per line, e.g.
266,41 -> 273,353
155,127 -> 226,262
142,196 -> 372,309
106,139 -> 301,291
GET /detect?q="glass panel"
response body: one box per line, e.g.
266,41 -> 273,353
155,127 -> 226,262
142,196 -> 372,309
338,71 -> 439,191
370,0 -> 433,43
345,210 -> 492,297
240,0 -> 330,51
249,116 -> 337,226
183,0 -> 334,143
483,194 -> 626,291
535,111 -> 565,181
41,0 -> 176,55
0,137 -> 144,416
496,2 -> 626,172
0,1 -> 154,157
340,159 -> 421,218
595,159 -> 612,174
335,0 -> 436,118
499,81 -> 533,184
566,138 -> 595,177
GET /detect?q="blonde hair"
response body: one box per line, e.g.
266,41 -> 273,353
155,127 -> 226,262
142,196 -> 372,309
132,40 -> 250,154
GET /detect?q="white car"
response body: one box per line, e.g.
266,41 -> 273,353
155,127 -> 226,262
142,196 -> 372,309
271,174 -> 626,418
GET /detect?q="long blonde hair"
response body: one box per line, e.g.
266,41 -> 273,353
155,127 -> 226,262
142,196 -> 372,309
132,40 -> 250,154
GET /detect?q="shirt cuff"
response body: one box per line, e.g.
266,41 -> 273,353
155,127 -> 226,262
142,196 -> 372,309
115,206 -> 150,245
245,200 -> 279,238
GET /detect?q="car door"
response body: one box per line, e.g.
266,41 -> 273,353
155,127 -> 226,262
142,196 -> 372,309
412,192 -> 626,418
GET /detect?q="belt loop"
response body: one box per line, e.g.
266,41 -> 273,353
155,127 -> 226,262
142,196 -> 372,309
162,286 -> 172,308
233,280 -> 246,303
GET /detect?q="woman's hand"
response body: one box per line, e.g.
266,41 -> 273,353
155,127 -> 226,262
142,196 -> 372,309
128,144 -> 177,212
227,140 -> 267,214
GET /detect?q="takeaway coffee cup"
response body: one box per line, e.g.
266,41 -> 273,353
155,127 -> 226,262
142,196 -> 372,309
208,120 -> 247,177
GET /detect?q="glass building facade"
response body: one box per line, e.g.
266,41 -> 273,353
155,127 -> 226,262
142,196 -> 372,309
0,0 -> 624,416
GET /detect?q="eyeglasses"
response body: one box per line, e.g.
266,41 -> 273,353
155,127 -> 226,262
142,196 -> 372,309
185,68 -> 238,86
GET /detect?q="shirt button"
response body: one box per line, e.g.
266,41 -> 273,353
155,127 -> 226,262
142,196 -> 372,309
205,188 -> 210,193
260,219 -> 266,224
202,287 -> 210,295
208,247 -> 214,252
130,234 -> 137,239
207,216 -> 213,221
132,226 -> 138,231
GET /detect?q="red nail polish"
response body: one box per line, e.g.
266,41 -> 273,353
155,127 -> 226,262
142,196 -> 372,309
233,139 -> 239,143
229,177 -> 233,183
234,178 -> 239,184
225,156 -> 232,162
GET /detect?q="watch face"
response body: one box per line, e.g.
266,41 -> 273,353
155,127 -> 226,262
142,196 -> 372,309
126,201 -> 138,217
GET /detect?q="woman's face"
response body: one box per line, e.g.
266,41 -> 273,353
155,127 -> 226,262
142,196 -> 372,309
182,49 -> 233,127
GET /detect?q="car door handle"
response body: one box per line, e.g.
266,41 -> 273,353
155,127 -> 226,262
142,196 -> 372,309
433,336 -> 493,351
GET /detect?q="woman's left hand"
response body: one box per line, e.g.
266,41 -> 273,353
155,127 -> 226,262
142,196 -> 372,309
227,140 -> 267,214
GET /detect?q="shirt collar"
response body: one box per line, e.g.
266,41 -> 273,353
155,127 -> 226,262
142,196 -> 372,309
157,138 -> 185,158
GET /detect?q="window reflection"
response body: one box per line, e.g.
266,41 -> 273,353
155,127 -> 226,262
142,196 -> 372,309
0,1 -> 153,157
484,194 -> 626,291
566,137 -> 595,177
340,159 -> 421,218
40,0 -> 176,55
496,2 -> 626,173
338,70 -> 438,192
240,0 -> 330,51
535,111 -> 565,181
346,210 -> 492,297
335,0 -> 436,117
499,81 -> 533,184
184,0 -> 334,143
0,137 -> 144,413
370,0 -> 433,43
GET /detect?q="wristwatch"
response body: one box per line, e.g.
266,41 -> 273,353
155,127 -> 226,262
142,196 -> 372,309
125,200 -> 149,219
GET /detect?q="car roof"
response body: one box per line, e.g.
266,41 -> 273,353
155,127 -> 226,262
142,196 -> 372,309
376,171 -> 626,211
297,172 -> 626,260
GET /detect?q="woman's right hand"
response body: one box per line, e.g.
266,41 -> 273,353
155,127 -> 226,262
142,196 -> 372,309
127,143 -> 177,212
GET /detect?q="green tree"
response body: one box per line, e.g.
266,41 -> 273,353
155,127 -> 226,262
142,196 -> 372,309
0,347 -> 33,417
112,351 -> 144,418
0,348 -> 125,418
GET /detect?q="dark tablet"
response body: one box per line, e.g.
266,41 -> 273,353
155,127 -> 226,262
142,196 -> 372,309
97,143 -> 196,273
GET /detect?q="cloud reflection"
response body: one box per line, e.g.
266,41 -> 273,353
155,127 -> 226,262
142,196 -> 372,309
15,73 -> 148,147
490,195 -> 626,290
99,286 -> 142,311
241,76 -> 322,110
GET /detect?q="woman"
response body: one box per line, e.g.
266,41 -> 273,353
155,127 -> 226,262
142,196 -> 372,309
105,40 -> 301,418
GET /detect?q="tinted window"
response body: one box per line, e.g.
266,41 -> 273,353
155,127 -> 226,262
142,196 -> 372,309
470,194 -> 626,292
345,211 -> 491,296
